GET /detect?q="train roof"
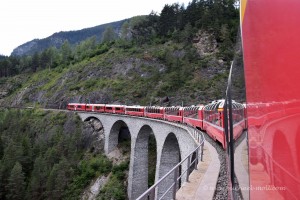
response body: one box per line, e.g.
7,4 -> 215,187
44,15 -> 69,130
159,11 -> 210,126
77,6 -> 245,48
183,105 -> 204,110
165,106 -> 183,110
125,105 -> 145,108
105,104 -> 126,107
204,99 -> 244,110
86,103 -> 106,106
68,103 -> 86,105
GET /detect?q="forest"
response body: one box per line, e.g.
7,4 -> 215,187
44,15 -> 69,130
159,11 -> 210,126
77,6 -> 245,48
0,109 -> 129,200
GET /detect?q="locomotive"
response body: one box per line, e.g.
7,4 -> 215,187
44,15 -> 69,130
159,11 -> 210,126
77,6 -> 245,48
67,99 -> 247,149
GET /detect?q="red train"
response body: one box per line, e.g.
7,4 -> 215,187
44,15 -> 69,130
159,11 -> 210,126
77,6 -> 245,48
69,1 -> 300,199
67,99 -> 247,149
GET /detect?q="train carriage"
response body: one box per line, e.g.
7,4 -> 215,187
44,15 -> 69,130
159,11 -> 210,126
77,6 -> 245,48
164,106 -> 183,122
105,105 -> 125,114
203,100 -> 226,148
125,105 -> 145,117
67,103 -> 86,111
144,106 -> 165,119
183,105 -> 204,129
203,100 -> 246,149
85,104 -> 106,112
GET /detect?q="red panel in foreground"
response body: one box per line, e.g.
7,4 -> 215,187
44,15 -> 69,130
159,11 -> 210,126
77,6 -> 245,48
241,0 -> 300,199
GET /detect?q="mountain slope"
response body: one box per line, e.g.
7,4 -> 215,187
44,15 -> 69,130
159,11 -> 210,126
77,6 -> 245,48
11,19 -> 127,56
0,0 -> 243,108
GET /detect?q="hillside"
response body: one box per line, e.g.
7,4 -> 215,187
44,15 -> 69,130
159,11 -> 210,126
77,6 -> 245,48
11,19 -> 126,56
0,0 -> 243,108
0,108 -> 129,200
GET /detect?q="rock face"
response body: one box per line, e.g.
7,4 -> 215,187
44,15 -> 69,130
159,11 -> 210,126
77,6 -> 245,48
193,31 -> 218,57
81,175 -> 110,200
82,118 -> 105,153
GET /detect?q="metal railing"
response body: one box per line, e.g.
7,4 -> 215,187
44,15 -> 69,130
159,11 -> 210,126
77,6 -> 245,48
137,129 -> 205,200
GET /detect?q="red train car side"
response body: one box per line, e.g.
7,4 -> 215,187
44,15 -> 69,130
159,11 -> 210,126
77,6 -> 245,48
125,106 -> 145,117
164,106 -> 183,123
203,100 -> 246,149
144,106 -> 165,119
85,104 -> 106,112
183,105 -> 204,129
105,105 -> 125,114
67,103 -> 86,111
241,0 -> 300,199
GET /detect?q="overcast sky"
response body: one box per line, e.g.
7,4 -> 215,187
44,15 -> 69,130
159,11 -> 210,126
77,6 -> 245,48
0,0 -> 191,56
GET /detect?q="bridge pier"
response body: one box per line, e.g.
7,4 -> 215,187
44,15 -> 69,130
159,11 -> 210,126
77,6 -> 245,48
157,133 -> 181,200
128,125 -> 154,199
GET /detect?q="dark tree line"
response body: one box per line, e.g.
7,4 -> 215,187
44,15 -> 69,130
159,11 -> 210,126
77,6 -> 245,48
129,0 -> 238,41
0,36 -> 99,78
127,0 -> 239,61
0,109 -> 112,200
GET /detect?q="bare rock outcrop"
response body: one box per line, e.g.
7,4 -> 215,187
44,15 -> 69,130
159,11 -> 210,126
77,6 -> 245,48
81,118 -> 105,153
193,31 -> 218,57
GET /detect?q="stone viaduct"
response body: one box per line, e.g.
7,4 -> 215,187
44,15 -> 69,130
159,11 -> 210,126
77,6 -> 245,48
78,112 -> 200,200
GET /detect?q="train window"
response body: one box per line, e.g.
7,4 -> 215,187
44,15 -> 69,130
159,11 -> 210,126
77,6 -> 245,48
78,106 -> 81,108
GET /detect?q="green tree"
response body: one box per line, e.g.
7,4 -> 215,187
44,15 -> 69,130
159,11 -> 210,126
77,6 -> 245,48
31,52 -> 40,72
159,4 -> 177,36
46,158 -> 72,200
120,21 -> 130,40
74,36 -> 97,61
0,136 -> 3,159
61,40 -> 72,66
47,46 -> 60,69
181,22 -> 194,43
6,162 -> 26,200
101,26 -> 116,43
1,140 -> 24,173
29,156 -> 48,199
20,136 -> 33,177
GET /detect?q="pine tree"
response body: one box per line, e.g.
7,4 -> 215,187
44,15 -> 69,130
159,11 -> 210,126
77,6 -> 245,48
46,158 -> 73,200
61,40 -> 72,66
0,136 -> 3,159
102,26 -> 116,43
31,52 -> 40,72
6,162 -> 26,200
29,156 -> 48,199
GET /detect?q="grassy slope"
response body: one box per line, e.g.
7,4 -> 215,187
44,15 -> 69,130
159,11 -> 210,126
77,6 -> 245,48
0,38 -> 235,108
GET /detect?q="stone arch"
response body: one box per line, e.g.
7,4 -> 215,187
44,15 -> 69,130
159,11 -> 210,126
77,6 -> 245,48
157,132 -> 181,200
83,117 -> 104,131
108,120 -> 130,153
82,116 -> 104,153
130,125 -> 157,199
